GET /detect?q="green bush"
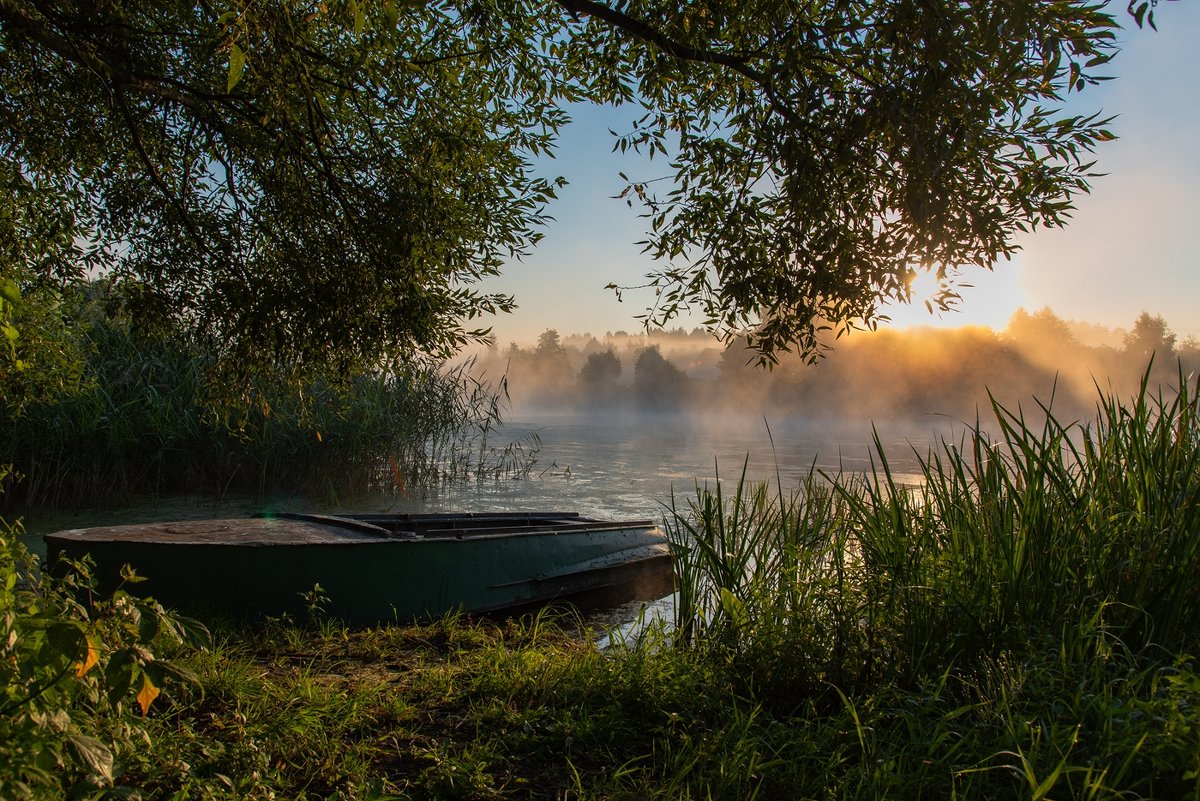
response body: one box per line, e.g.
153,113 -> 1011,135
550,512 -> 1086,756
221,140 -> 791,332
0,520 -> 207,799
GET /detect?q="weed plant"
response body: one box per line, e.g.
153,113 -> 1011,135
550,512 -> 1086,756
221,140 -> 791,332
0,523 -> 208,799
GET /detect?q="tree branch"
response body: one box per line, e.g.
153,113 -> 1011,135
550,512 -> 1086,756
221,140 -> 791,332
554,0 -> 798,123
112,86 -> 208,252
556,0 -> 767,84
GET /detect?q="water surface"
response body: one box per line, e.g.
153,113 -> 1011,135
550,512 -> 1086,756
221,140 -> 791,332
17,411 -> 954,556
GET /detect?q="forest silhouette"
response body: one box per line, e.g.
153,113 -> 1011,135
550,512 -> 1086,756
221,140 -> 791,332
476,309 -> 1195,428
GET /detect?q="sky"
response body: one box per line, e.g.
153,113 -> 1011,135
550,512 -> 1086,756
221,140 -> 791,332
481,2 -> 1200,346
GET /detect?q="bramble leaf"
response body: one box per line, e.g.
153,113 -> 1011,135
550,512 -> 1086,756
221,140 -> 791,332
67,734 -> 114,784
75,637 -> 100,677
136,672 -> 160,716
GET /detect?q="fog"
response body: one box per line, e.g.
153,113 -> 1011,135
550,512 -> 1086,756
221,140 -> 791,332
470,309 -> 1195,441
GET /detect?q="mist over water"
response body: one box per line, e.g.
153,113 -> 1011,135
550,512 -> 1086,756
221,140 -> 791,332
479,309 -> 1192,423
23,308 -> 1192,557
18,409 -> 944,558
441,307 -> 1196,524
411,410 -> 947,522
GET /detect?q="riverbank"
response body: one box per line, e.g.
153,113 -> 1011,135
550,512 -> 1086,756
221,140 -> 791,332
84,611 -> 1200,799
6,371 -> 1200,799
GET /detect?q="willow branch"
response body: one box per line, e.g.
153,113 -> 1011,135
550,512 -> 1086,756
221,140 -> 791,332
554,0 -> 798,124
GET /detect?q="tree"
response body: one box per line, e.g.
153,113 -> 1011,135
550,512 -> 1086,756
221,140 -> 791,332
535,329 -> 569,360
1123,311 -> 1177,364
579,347 -> 622,390
2,1 -> 570,383
1004,307 -> 1082,365
1179,335 -> 1200,376
633,345 -> 688,407
1006,308 -> 1076,348
2,0 -> 1147,382
588,0 -> 1131,363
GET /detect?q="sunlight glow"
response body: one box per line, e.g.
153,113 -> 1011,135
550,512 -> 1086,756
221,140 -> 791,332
907,268 -> 943,313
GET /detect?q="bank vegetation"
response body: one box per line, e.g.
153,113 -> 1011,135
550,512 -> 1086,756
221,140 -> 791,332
3,371 -> 1199,799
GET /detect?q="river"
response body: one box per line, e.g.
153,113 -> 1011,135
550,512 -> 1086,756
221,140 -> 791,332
12,411 -> 966,642
15,410 -> 958,556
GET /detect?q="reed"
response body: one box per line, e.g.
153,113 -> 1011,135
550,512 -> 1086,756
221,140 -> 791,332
667,365 -> 1200,694
0,317 -> 537,508
665,462 -> 864,704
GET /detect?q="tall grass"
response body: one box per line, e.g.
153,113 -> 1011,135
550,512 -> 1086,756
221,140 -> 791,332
0,316 -> 538,508
667,366 -> 1200,700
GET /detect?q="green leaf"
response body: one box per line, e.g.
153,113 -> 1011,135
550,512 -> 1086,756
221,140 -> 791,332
349,0 -> 365,34
46,621 -> 85,660
383,1 -> 399,27
1031,753 -> 1068,800
0,278 -> 20,304
146,659 -> 201,688
137,609 -> 160,643
718,588 -> 749,629
119,563 -> 147,584
227,43 -> 246,92
104,649 -> 135,702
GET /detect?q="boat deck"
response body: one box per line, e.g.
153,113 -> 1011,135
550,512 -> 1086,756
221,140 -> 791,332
44,513 -> 659,547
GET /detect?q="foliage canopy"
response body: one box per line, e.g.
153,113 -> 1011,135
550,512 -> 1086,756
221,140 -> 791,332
1,0 -> 1146,374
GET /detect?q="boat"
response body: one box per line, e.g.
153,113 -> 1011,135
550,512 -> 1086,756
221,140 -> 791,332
43,512 -> 674,626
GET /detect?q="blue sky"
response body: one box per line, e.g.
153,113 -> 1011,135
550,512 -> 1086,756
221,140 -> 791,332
482,3 -> 1200,345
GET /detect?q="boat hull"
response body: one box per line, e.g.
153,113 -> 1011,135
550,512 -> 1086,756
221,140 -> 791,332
44,513 -> 674,625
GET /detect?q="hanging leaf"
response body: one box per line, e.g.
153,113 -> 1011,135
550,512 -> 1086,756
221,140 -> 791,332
136,672 -> 160,716
227,43 -> 246,92
75,636 -> 100,677
1131,1 -> 1149,28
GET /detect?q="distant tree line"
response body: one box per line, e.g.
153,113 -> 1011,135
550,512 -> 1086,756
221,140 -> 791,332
477,310 -> 1199,425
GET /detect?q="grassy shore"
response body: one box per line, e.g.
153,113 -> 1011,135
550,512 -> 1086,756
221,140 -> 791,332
5,370 -> 1200,799
97,607 -> 1191,801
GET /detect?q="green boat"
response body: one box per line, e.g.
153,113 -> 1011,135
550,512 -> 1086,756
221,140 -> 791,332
44,512 -> 674,626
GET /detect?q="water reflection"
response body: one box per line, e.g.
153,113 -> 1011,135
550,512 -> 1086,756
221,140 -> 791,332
18,412 -> 951,559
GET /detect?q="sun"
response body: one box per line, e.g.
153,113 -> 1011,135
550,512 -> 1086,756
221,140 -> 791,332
907,268 -> 944,311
